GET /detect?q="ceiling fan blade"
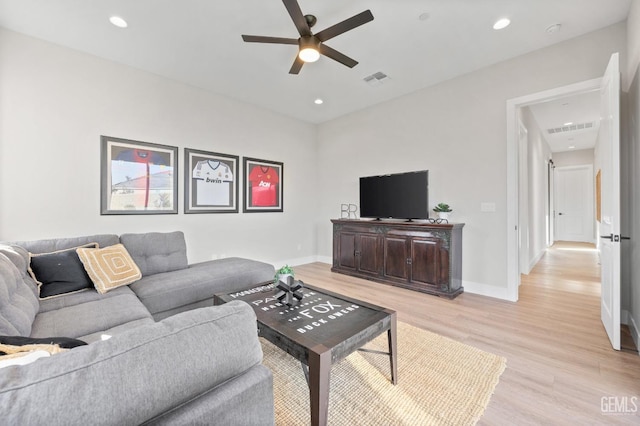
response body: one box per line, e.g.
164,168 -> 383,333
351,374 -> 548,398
282,0 -> 311,36
289,56 -> 304,74
318,44 -> 358,68
315,10 -> 374,42
242,35 -> 299,45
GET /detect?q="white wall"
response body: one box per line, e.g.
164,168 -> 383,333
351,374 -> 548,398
626,0 -> 640,92
316,23 -> 626,298
625,1 -> 640,346
521,107 -> 552,269
552,149 -> 595,167
0,29 -> 318,266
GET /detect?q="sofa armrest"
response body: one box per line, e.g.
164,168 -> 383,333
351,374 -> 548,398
0,301 -> 266,425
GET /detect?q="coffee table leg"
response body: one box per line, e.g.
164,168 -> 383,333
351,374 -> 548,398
308,346 -> 331,426
388,312 -> 398,385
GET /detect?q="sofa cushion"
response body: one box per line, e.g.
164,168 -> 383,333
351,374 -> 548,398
128,257 -> 275,318
37,285 -> 135,314
28,244 -> 97,299
0,247 -> 40,336
30,293 -> 152,340
76,244 -> 142,294
120,231 -> 188,276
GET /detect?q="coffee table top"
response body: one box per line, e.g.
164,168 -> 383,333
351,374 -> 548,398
215,281 -> 395,364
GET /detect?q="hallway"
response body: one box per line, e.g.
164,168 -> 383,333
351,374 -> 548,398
522,241 -> 637,353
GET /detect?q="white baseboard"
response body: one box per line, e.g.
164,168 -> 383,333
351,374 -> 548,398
528,250 -> 545,273
626,312 -> 640,355
462,280 -> 515,301
271,256 -> 319,269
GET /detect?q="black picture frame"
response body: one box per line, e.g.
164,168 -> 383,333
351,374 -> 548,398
100,135 -> 178,215
184,148 -> 239,213
243,157 -> 283,213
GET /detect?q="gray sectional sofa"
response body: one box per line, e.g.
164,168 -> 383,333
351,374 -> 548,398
0,231 -> 276,425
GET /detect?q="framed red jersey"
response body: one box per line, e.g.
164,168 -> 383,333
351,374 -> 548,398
243,157 -> 283,212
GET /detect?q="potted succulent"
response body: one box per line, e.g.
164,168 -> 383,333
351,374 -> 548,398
433,203 -> 453,220
274,264 -> 294,283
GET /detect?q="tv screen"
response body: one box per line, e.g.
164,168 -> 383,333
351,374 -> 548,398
359,170 -> 429,220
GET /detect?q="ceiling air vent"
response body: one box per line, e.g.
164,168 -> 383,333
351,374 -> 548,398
547,121 -> 596,134
363,71 -> 390,87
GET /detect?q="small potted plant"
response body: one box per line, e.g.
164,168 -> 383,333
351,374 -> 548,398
433,203 -> 452,220
274,264 -> 294,283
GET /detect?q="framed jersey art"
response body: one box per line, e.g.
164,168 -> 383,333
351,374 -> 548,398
243,157 -> 283,213
101,136 -> 178,215
185,149 -> 239,213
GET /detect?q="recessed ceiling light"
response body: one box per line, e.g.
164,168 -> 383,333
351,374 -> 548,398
314,98 -> 324,105
493,18 -> 511,30
568,145 -> 576,149
564,122 -> 573,126
109,16 -> 128,28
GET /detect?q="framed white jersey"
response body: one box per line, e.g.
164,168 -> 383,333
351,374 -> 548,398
185,149 -> 239,213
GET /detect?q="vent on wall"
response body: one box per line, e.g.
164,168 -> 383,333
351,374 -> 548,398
363,71 -> 390,87
547,121 -> 596,134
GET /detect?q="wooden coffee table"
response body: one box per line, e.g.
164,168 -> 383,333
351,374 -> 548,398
215,281 -> 397,426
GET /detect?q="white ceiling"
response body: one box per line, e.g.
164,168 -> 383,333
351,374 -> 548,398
0,0 -> 631,124
528,90 -> 602,153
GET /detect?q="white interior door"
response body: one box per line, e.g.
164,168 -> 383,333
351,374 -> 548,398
599,53 -> 621,351
554,165 -> 594,243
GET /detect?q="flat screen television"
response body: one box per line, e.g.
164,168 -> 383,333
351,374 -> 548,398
359,170 -> 429,220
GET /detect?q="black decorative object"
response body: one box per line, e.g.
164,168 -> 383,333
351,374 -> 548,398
275,275 -> 304,306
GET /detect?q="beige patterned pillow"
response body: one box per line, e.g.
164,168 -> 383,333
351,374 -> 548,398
76,244 -> 141,294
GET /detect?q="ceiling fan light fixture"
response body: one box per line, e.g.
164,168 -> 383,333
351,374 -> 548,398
298,36 -> 321,62
299,47 -> 320,63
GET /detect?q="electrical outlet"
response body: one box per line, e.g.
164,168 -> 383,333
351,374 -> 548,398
481,202 -> 496,212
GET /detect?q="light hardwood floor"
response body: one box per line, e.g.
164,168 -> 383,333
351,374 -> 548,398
294,242 -> 640,425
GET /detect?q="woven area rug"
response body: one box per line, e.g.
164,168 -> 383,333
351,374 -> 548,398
262,322 -> 506,426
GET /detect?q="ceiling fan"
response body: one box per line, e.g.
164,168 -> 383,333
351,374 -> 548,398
241,0 -> 374,74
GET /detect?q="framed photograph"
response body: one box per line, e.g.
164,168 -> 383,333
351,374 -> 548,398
184,149 -> 239,213
100,136 -> 178,215
243,157 -> 283,213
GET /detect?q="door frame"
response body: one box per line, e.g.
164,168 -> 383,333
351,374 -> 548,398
518,120 -> 530,276
506,77 -> 602,301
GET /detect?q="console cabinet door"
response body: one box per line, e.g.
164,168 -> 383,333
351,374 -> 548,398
409,237 -> 441,288
383,236 -> 409,281
357,233 -> 382,276
337,232 -> 356,271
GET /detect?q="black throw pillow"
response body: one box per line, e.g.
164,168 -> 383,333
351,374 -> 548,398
29,245 -> 96,298
0,336 -> 87,355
